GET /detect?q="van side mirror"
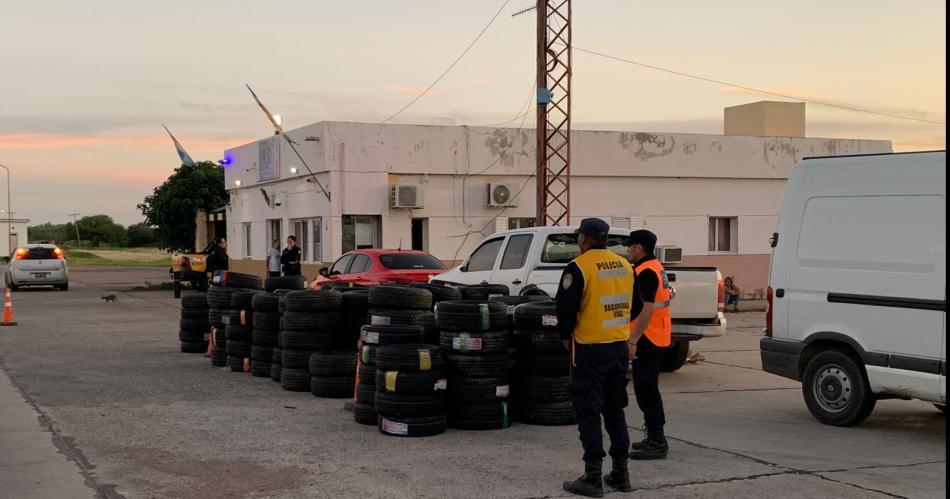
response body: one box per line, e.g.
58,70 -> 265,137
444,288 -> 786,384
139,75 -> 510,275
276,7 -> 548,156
319,267 -> 329,277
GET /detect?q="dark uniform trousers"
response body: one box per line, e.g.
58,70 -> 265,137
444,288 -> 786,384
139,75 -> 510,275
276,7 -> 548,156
633,335 -> 666,431
570,341 -> 631,461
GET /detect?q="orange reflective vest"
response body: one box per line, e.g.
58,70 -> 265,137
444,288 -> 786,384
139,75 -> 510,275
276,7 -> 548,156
631,258 -> 672,347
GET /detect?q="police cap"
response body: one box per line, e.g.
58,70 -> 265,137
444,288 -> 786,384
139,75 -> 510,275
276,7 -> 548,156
575,218 -> 610,242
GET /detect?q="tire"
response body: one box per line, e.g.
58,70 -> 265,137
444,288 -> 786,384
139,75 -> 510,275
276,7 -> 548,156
285,290 -> 343,312
448,401 -> 512,431
356,382 -> 376,403
517,352 -> 570,377
265,275 -> 306,292
280,368 -> 311,391
208,308 -> 226,328
310,376 -> 356,398
353,402 -> 378,425
439,330 -> 510,355
213,328 -> 227,343
251,293 -> 280,313
517,376 -> 570,403
179,318 -> 209,332
802,349 -> 876,426
489,295 -> 551,306
211,270 -> 263,290
282,330 -> 335,351
272,347 -> 282,364
283,312 -> 342,331
309,351 -> 358,377
226,356 -> 247,372
375,369 -> 448,395
250,360 -> 272,377
357,362 -> 376,383
446,354 -> 515,378
369,286 -> 433,310
211,347 -> 227,367
359,325 -> 425,346
374,392 -> 445,418
458,284 -> 509,300
181,293 -> 208,309
179,330 -> 207,342
226,340 -> 251,358
360,345 -> 378,365
375,344 -> 445,371
227,310 -> 254,328
447,377 -> 511,403
207,286 -> 238,309
180,341 -> 207,354
378,414 -> 446,437
412,312 -> 439,345
270,364 -> 282,382
407,283 -> 462,303
324,282 -> 367,291
342,289 -> 371,309
512,301 -> 559,331
660,341 -> 690,373
225,324 -> 252,343
230,290 -> 259,310
250,345 -> 273,361
367,308 -> 431,327
282,349 -> 316,369
180,308 -> 209,320
515,401 -> 576,426
513,330 -> 566,353
435,301 -> 508,332
252,329 -> 278,347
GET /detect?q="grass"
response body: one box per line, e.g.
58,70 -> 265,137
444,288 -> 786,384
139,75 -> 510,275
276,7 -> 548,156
66,248 -> 170,267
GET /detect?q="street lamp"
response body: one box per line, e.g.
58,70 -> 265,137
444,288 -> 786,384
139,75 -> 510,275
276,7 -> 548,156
0,164 -> 12,255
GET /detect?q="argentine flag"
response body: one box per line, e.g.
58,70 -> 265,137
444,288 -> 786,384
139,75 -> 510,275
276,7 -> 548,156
162,124 -> 196,167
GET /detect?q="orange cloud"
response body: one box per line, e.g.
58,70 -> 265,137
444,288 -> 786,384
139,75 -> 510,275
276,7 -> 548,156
386,85 -> 440,96
0,133 -> 251,151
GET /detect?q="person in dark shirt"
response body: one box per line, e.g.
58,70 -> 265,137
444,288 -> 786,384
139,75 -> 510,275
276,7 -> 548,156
281,236 -> 302,276
204,237 -> 229,278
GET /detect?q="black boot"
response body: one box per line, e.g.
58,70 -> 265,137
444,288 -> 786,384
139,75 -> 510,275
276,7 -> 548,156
629,427 -> 668,460
562,459 -> 604,498
630,437 -> 650,451
603,456 -> 633,492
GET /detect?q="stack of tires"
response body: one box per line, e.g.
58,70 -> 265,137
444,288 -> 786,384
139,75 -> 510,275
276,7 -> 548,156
352,324 -> 425,426
309,351 -> 358,398
340,289 -> 371,351
264,275 -> 306,293
206,271 -> 263,368
490,295 -> 553,332
436,300 -> 513,430
457,284 -> 510,301
512,301 -> 575,426
270,290 -> 293,383
179,294 -> 210,353
375,343 -> 447,437
280,290 -> 344,392
407,283 -> 462,344
225,291 -> 259,372
250,293 -> 281,377
367,286 -> 433,329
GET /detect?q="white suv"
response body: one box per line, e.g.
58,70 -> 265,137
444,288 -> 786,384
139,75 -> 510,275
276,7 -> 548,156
5,244 -> 69,291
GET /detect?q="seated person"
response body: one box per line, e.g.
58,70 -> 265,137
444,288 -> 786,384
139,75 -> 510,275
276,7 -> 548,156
724,276 -> 741,312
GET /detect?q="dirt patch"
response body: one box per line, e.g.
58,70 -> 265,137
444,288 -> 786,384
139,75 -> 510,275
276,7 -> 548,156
70,266 -> 171,290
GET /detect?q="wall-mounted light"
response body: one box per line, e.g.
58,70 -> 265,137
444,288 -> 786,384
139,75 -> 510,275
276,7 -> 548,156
218,157 -> 232,166
289,167 -> 298,174
234,180 -> 242,187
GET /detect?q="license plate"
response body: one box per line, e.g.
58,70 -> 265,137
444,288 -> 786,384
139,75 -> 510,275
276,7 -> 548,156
31,272 -> 49,278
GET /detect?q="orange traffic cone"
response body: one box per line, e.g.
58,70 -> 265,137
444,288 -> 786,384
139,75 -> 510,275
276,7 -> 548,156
2,288 -> 17,326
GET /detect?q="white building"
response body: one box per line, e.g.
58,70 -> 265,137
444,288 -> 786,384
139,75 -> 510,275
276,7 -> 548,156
1,218 -> 29,256
222,102 -> 891,293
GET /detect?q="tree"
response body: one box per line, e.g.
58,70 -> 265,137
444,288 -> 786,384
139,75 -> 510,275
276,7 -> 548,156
139,161 -> 227,252
126,223 -> 157,247
28,223 -> 68,243
67,215 -> 127,247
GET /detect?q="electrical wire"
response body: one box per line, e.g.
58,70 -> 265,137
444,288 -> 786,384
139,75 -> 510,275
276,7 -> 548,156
570,44 -> 946,126
381,0 -> 513,124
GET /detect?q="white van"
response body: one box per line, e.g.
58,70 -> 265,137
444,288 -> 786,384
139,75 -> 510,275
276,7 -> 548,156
761,151 -> 946,426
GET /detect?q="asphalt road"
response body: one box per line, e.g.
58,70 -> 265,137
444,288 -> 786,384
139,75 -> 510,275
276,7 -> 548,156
0,268 -> 944,499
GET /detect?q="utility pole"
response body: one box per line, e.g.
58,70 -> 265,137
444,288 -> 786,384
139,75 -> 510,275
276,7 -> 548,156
68,213 -> 82,248
535,0 -> 572,226
0,164 -> 12,254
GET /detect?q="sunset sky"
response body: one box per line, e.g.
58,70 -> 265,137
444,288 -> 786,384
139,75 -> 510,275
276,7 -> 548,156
1,0 -> 945,226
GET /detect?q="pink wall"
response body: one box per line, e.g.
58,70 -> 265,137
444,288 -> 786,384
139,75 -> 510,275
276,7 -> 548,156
679,254 -> 771,300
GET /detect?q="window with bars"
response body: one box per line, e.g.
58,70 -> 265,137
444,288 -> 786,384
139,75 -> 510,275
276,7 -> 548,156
708,217 -> 738,253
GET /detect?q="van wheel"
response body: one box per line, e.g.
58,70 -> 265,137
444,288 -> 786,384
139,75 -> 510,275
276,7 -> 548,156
802,349 -> 875,426
660,341 -> 690,372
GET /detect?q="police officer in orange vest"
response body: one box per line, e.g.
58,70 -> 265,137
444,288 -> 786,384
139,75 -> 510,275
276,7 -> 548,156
624,229 -> 672,460
556,218 -> 634,497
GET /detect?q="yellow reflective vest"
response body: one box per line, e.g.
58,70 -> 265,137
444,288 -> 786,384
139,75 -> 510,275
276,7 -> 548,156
572,249 -> 634,344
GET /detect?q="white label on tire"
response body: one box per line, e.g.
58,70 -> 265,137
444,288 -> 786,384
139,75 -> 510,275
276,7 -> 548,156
434,378 -> 447,391
222,315 -> 230,325
496,385 -> 510,398
507,305 -> 515,315
363,331 -> 380,344
542,314 -> 558,327
371,315 -> 390,326
381,419 -> 409,436
452,335 -> 482,351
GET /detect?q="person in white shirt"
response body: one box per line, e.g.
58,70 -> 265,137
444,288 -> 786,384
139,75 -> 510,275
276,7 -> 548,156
266,239 -> 281,277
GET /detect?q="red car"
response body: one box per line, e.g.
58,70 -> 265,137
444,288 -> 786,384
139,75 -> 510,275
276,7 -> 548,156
308,249 -> 447,290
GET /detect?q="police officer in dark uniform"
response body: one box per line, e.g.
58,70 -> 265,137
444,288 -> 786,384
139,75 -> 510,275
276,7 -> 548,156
624,229 -> 672,460
556,218 -> 634,497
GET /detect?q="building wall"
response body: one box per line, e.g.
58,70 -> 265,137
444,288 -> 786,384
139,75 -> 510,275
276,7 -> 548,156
724,101 -> 806,137
3,220 -> 30,255
222,122 -> 892,289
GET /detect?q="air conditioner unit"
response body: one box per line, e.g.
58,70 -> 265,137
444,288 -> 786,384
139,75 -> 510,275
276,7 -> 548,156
487,183 -> 519,207
655,245 -> 683,265
391,184 -> 425,209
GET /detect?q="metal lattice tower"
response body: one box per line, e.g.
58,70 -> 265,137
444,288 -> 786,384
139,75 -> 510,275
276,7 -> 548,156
535,0 -> 572,226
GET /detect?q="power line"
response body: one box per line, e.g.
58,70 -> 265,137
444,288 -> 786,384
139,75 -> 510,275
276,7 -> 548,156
571,45 -> 946,126
381,0 -> 513,124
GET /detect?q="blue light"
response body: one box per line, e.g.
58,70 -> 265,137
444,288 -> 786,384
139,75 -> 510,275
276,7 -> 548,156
218,156 -> 233,167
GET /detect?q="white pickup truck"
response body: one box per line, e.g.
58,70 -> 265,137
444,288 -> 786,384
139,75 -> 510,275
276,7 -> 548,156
432,226 -> 726,372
